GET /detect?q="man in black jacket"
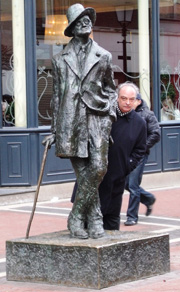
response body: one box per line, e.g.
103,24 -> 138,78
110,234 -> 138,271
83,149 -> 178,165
99,83 -> 147,230
124,94 -> 161,226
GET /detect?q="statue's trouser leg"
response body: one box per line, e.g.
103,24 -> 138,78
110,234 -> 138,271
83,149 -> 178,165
68,158 -> 89,239
68,115 -> 113,239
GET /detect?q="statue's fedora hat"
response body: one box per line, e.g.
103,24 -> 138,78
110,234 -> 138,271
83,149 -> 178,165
64,3 -> 96,37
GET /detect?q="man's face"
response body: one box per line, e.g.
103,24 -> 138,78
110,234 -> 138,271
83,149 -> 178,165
117,86 -> 136,113
72,15 -> 92,37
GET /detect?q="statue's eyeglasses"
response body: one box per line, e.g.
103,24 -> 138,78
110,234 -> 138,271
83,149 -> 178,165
75,17 -> 92,28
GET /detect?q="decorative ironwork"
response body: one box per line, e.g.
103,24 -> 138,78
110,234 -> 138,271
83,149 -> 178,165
113,65 -> 149,99
174,60 -> 180,113
37,66 -> 52,125
160,62 -> 180,121
2,54 -> 15,127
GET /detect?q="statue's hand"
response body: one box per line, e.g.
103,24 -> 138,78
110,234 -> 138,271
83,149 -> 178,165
42,134 -> 56,149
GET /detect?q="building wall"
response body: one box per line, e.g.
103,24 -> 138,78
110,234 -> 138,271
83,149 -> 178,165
0,0 -> 180,186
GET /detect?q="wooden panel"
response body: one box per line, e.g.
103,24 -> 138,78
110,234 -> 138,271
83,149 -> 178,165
39,134 -> 75,184
7,142 -> 22,177
144,141 -> 162,173
0,134 -> 30,185
162,127 -> 180,171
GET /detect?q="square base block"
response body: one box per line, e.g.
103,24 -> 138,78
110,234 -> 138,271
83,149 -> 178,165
6,230 -> 170,289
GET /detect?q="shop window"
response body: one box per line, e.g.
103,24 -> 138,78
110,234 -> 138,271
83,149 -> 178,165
1,1 -> 14,127
0,0 -> 27,127
36,0 -> 153,126
159,0 -> 180,122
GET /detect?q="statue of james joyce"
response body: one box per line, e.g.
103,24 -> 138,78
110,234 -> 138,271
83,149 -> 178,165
43,3 -> 117,239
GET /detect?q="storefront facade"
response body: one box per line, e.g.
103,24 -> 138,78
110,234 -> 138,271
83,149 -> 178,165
0,0 -> 180,186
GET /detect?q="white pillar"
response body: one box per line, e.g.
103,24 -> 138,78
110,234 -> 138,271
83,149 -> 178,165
12,0 -> 27,127
138,0 -> 150,107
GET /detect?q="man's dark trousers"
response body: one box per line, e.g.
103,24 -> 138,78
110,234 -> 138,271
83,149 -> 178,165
126,154 -> 155,222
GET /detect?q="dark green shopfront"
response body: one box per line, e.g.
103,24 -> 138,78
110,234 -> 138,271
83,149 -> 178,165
0,0 -> 180,187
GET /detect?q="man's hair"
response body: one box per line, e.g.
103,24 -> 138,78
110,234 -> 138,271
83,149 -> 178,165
117,82 -> 139,96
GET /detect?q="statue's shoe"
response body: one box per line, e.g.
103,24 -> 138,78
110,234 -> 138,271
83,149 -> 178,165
88,220 -> 105,239
67,212 -> 88,239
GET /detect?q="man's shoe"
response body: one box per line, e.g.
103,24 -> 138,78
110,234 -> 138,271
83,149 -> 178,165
146,197 -> 156,216
124,220 -> 137,226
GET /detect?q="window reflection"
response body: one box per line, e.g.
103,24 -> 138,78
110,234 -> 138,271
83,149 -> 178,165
160,0 -> 180,121
1,0 -> 27,127
36,0 -> 152,126
1,1 -> 14,127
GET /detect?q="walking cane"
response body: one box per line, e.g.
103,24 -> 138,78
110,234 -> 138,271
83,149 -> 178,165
25,140 -> 50,239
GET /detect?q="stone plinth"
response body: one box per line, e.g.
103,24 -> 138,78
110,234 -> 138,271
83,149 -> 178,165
6,230 -> 170,289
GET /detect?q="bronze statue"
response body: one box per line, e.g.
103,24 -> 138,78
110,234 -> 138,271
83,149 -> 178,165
43,3 -> 117,239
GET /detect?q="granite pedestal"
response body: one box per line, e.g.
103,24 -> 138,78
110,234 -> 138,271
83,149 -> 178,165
6,230 -> 170,289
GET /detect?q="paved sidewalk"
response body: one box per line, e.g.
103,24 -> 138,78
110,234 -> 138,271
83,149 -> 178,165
0,186 -> 180,291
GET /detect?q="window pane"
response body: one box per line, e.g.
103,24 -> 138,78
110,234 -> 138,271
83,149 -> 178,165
1,0 -> 27,128
159,0 -> 180,122
1,1 -> 14,127
36,0 -> 152,126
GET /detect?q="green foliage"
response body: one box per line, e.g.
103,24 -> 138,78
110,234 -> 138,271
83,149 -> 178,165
161,74 -> 176,102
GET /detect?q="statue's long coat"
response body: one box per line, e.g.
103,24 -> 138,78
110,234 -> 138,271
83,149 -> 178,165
51,39 -> 117,158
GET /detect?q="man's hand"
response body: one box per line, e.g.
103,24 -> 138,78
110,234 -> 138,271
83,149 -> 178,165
42,134 -> 56,149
